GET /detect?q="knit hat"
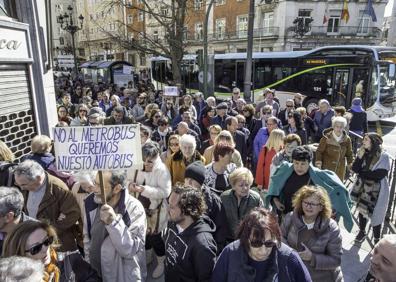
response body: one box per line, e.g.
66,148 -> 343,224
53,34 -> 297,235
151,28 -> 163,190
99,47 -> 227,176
184,161 -> 206,185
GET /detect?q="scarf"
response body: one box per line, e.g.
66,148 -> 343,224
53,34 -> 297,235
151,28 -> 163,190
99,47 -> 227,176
43,248 -> 60,282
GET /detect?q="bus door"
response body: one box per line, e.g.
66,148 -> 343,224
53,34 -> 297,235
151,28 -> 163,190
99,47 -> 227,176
350,68 -> 370,106
332,68 -> 352,107
236,61 -> 245,90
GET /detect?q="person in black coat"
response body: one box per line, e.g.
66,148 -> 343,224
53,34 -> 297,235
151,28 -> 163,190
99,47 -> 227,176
226,116 -> 248,165
164,186 -> 217,282
211,102 -> 230,129
184,162 -> 230,253
277,99 -> 295,126
283,111 -> 307,145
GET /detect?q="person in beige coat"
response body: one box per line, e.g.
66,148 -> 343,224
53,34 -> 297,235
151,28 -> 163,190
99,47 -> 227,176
128,142 -> 172,279
281,185 -> 343,282
315,116 -> 353,181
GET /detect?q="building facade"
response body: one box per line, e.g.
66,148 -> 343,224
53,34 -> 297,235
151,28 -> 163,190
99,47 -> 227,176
0,0 -> 57,158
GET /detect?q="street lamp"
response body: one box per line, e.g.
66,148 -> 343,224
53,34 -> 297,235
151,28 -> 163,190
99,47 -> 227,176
57,5 -> 84,76
293,16 -> 313,49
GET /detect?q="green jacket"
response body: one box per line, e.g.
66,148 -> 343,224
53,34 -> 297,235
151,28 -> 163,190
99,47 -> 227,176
266,162 -> 353,232
221,189 -> 263,239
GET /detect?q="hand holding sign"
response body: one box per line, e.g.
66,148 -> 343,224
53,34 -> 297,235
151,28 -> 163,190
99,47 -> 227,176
100,204 -> 117,225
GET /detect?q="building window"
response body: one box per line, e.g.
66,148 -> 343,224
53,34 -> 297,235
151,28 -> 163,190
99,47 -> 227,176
194,0 -> 203,10
298,9 -> 312,28
327,13 -> 340,34
127,15 -> 133,24
262,12 -> 274,35
237,15 -> 248,38
216,18 -> 226,39
195,22 -> 203,40
358,10 -> 370,34
138,11 -> 144,21
216,0 -> 226,6
161,7 -> 168,16
140,55 -> 146,66
153,30 -> 159,42
59,37 -> 64,45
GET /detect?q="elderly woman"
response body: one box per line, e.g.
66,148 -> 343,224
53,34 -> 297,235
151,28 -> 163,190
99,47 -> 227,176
160,134 -> 180,163
220,168 -> 263,240
204,130 -> 243,168
315,116 -> 353,181
70,104 -> 89,126
166,134 -> 205,185
2,220 -> 99,281
281,185 -> 343,282
256,128 -> 285,191
128,142 -> 171,279
351,133 -> 391,245
212,207 -> 312,282
204,142 -> 237,194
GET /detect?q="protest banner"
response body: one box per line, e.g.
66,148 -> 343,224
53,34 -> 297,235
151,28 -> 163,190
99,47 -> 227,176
53,124 -> 143,172
163,86 -> 179,96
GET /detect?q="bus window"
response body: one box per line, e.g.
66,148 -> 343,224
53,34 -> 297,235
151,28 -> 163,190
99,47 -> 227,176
215,60 -> 234,92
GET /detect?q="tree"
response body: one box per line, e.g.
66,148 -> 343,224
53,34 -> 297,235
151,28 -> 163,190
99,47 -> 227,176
103,0 -> 195,88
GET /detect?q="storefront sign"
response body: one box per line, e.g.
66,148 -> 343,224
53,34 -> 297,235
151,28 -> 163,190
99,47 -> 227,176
0,26 -> 30,61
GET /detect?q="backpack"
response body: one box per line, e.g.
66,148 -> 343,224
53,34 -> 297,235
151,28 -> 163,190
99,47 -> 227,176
0,161 -> 17,187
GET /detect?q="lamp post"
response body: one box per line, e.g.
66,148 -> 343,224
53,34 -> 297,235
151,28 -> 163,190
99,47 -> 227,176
57,5 -> 84,76
293,16 -> 313,50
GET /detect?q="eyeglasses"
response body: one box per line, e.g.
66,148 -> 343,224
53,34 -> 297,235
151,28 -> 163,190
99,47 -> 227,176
249,239 -> 277,248
233,92 -> 239,95
263,112 -> 272,115
169,143 -> 179,147
154,115 -> 161,118
302,201 -> 322,208
25,236 -> 54,255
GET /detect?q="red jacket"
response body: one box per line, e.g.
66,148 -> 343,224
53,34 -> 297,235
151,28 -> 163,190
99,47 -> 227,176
255,147 -> 277,189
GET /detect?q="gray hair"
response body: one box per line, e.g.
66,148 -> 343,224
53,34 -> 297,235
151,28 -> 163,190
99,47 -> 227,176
180,134 -> 196,148
142,142 -> 160,160
110,170 -> 128,189
332,116 -> 347,128
74,171 -> 96,186
14,160 -> 44,181
232,87 -> 240,94
0,187 -> 24,217
0,256 -> 44,282
113,106 -> 124,114
319,99 -> 330,107
206,96 -> 216,104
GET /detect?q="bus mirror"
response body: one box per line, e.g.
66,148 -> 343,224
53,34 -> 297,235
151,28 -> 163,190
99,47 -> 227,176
389,64 -> 395,79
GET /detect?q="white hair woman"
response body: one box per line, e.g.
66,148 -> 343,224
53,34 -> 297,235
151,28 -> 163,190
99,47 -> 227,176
166,134 -> 205,185
315,116 -> 353,181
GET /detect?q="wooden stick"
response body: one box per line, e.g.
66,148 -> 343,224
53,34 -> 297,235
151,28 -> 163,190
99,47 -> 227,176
98,170 -> 106,205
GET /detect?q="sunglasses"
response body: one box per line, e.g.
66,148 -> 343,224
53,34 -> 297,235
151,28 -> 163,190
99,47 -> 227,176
249,239 -> 277,248
169,143 -> 179,147
154,115 -> 161,118
25,236 -> 54,255
286,105 -> 294,108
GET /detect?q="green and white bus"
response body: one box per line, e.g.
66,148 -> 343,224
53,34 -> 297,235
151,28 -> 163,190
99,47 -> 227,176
150,46 -> 396,121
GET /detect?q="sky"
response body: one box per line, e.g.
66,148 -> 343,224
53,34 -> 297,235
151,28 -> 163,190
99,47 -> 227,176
385,0 -> 394,17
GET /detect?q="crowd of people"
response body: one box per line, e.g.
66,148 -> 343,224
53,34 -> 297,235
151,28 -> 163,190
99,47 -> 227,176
0,78 -> 395,282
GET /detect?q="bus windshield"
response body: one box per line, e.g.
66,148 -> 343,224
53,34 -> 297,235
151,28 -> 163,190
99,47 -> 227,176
378,64 -> 396,108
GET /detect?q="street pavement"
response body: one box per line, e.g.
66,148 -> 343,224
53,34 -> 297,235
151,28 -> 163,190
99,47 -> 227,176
146,119 -> 396,282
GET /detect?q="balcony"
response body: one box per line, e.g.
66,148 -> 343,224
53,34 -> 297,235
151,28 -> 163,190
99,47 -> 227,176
309,26 -> 381,38
186,27 -> 279,43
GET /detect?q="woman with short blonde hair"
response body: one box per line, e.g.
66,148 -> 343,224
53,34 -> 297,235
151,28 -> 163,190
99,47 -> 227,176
0,140 -> 15,162
229,167 -> 254,187
281,185 -> 343,282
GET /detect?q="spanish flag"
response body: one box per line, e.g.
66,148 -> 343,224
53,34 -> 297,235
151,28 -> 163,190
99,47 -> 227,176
341,0 -> 350,23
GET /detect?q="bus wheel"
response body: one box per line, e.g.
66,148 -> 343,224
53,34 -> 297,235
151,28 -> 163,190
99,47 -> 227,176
304,98 -> 319,115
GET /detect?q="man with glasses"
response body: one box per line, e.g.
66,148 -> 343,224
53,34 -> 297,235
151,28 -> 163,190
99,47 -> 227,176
278,99 -> 295,126
313,99 -> 334,143
0,187 -> 37,254
14,160 -> 81,252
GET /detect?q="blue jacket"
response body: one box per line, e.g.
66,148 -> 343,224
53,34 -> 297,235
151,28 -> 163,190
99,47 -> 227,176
212,240 -> 312,282
313,110 -> 334,138
253,127 -> 269,161
266,162 -> 353,232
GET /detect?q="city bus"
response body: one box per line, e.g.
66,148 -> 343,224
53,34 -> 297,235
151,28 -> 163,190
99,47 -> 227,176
150,46 -> 396,121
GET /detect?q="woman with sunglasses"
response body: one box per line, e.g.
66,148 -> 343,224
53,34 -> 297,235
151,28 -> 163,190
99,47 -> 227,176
281,185 -> 342,282
2,220 -> 100,282
57,105 -> 73,125
212,207 -> 312,282
152,117 -> 172,152
160,134 -> 180,163
283,111 -> 307,145
143,108 -> 162,131
70,104 -> 89,126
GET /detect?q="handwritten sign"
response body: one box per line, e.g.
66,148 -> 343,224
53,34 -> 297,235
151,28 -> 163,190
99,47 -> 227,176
164,86 -> 179,96
53,125 -> 143,171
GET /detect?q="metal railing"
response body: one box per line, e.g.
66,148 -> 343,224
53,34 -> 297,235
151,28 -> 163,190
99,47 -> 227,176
186,27 -> 280,42
310,26 -> 381,38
